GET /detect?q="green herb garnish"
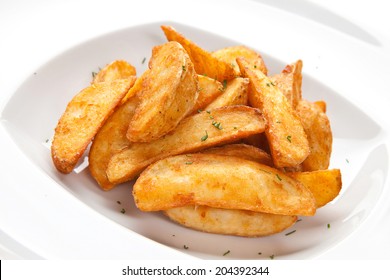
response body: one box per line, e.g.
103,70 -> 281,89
212,121 -> 223,130
285,230 -> 296,236
201,130 -> 208,142
287,135 -> 292,142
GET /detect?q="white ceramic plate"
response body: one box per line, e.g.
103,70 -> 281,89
1,20 -> 389,259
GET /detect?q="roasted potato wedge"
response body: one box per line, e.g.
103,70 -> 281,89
92,60 -> 136,84
237,57 -> 309,168
295,99 -> 333,171
88,93 -> 139,190
204,77 -> 249,110
133,153 -> 316,216
270,60 -> 302,108
107,105 -> 266,185
127,41 -> 198,143
165,205 -> 297,237
201,143 -> 273,166
161,25 -> 235,82
190,75 -> 224,114
212,45 -> 268,76
314,100 -> 327,113
51,78 -> 134,173
288,169 -> 342,208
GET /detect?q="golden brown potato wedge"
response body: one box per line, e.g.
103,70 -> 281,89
92,60 -> 136,84
212,45 -> 268,76
107,105 -> 266,185
237,57 -> 309,168
314,100 -> 327,113
200,143 -> 273,166
88,94 -> 139,190
270,60 -> 302,108
190,75 -> 224,114
133,153 -> 316,216
127,41 -> 198,143
295,99 -> 333,171
161,25 -> 235,82
204,77 -> 249,110
288,169 -> 342,208
51,78 -> 135,174
165,205 -> 297,237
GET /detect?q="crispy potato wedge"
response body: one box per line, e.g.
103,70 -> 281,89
133,153 -> 316,216
314,100 -> 327,113
190,75 -> 224,114
92,60 -> 136,84
127,41 -> 198,142
201,143 -> 273,166
88,94 -> 139,190
161,25 -> 235,82
165,205 -> 297,237
107,105 -> 266,185
212,45 -> 268,76
288,169 -> 342,208
51,78 -> 134,173
270,60 -> 302,108
295,99 -> 333,171
204,77 -> 249,110
237,57 -> 309,168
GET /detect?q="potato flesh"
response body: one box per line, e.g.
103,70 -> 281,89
237,57 -> 309,168
161,25 -> 235,82
106,105 -> 266,184
127,41 -> 198,142
212,45 -> 268,76
190,75 -> 223,114
133,153 -> 316,216
88,94 -> 139,190
295,99 -> 333,171
165,205 -> 297,237
271,60 -> 303,109
288,169 -> 342,208
92,60 -> 136,84
51,78 -> 134,173
204,77 -> 249,110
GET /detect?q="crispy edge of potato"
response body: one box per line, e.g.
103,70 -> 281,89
212,45 -> 268,76
270,60 -> 302,108
92,60 -> 136,84
132,153 -> 316,216
161,25 -> 236,82
106,105 -> 266,185
237,57 -> 309,168
288,169 -> 342,208
88,94 -> 139,190
164,205 -> 297,237
200,143 -> 273,166
296,99 -> 333,171
127,41 -> 198,143
51,78 -> 134,173
204,77 -> 249,111
190,75 -> 223,114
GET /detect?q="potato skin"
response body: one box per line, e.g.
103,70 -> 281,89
237,57 -> 309,168
161,25 -> 235,82
165,205 -> 297,237
107,105 -> 266,185
295,99 -> 333,171
133,153 -> 316,216
51,78 -> 134,173
127,41 -> 198,143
